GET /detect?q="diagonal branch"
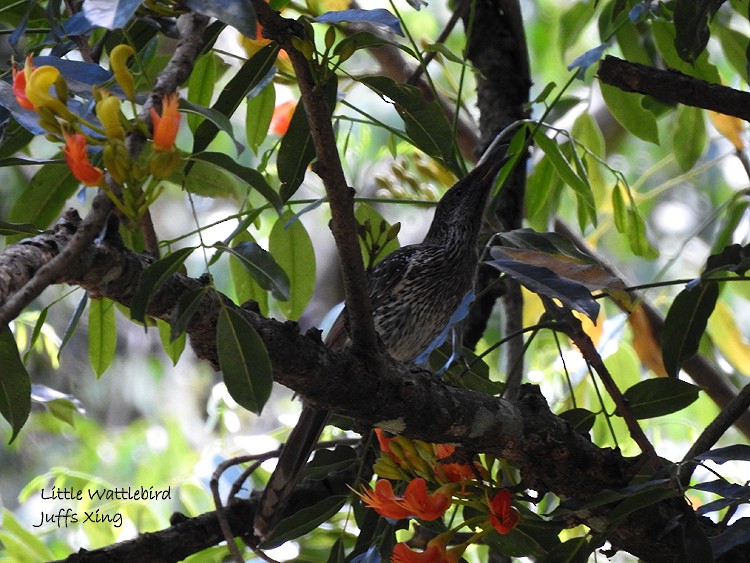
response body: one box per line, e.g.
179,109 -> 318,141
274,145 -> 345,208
250,0 -> 379,357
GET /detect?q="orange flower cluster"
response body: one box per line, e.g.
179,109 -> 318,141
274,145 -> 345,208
11,50 -> 181,194
358,478 -> 452,521
362,429 -> 521,561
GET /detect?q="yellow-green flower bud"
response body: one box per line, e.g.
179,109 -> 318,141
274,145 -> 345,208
26,66 -> 74,121
110,45 -> 136,101
96,94 -> 125,140
103,138 -> 130,184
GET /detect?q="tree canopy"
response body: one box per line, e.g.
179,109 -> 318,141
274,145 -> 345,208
1,0 -> 750,561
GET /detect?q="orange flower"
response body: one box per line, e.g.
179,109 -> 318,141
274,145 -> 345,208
402,478 -> 451,521
487,489 -> 520,534
376,428 -> 396,457
358,479 -> 412,520
150,93 -> 180,150
63,133 -> 103,186
392,542 -> 446,563
433,444 -> 476,483
270,100 -> 296,135
12,61 -> 34,110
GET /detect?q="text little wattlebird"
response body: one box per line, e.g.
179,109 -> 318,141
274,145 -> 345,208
253,136 -> 511,540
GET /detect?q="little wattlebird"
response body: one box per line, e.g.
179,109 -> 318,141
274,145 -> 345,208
253,136 -> 512,541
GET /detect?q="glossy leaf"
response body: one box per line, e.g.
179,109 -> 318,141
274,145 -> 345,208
170,286 -> 210,341
157,319 -> 186,366
246,82 -> 276,154
130,247 -> 197,324
183,0 -> 257,38
218,241 -> 290,301
695,444 -> 750,463
278,75 -> 337,201
558,408 -> 596,434
216,306 -> 272,415
703,243 -> 750,277
662,281 -> 719,377
716,26 -> 750,83
533,132 -> 596,227
487,248 -> 600,321
360,76 -> 461,175
0,328 -> 31,443
8,164 -> 79,231
652,20 -> 721,84
262,495 -> 347,549
182,157 -> 244,200
180,99 -> 243,155
189,152 -> 281,209
59,292 -> 88,356
88,297 -> 116,378
187,54 -> 217,133
229,231 -> 269,316
673,0 -> 723,63
314,9 -> 403,36
303,446 -> 358,480
620,378 -> 701,419
192,44 -> 280,155
599,83 -> 659,145
673,106 -> 706,171
269,211 -> 316,319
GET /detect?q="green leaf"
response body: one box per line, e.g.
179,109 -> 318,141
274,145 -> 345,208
716,26 -> 750,83
158,319 -> 186,365
652,19 -> 721,84
278,75 -> 338,201
526,153 -> 561,231
662,281 -> 719,377
621,378 -> 701,419
611,183 -> 628,233
130,247 -> 196,324
218,241 -> 290,301
559,408 -> 597,433
88,298 -> 117,378
192,43 -> 280,155
269,211 -> 316,318
246,81 -> 276,154
181,99 -> 244,156
673,0 -> 722,63
627,207 -> 658,259
229,231 -> 269,316
216,306 -> 273,415
359,75 -> 461,175
59,292 -> 88,356
673,105 -> 706,171
303,446 -> 358,480
599,82 -> 659,144
0,509 -> 55,561
0,220 -> 41,236
8,164 -> 79,232
186,53 -> 217,133
189,152 -> 281,209
261,495 -> 347,549
0,328 -> 31,443
181,157 -> 242,199
533,132 -> 597,227
571,112 -> 605,158
170,286 -> 210,341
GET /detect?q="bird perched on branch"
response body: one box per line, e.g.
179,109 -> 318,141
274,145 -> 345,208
254,136 -> 511,541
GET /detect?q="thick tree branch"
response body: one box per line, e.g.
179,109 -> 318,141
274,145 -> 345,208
598,55 -> 750,121
4,211 -> 746,561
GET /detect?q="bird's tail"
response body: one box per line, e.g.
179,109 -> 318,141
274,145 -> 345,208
253,406 -> 331,541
